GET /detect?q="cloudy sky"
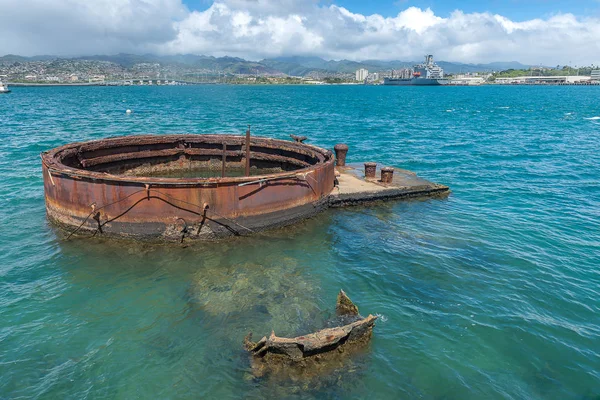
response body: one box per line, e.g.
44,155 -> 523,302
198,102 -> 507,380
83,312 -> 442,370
1,0 -> 600,65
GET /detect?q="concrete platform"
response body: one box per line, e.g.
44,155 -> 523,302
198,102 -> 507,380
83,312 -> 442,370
329,164 -> 450,207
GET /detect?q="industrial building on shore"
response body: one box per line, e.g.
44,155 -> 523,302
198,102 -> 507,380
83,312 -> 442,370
494,74 -> 598,85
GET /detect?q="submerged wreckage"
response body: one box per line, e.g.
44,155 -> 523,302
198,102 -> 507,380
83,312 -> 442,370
244,290 -> 377,378
41,130 -> 449,241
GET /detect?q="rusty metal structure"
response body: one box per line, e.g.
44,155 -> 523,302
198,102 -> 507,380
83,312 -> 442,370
333,144 -> 349,167
364,162 -> 377,179
380,167 -> 394,184
41,134 -> 335,241
244,290 -> 377,379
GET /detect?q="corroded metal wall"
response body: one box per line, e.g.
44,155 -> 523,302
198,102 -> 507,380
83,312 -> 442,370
42,135 -> 335,240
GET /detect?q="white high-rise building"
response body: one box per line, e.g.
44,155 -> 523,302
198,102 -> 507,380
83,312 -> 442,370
591,70 -> 600,82
355,68 -> 368,82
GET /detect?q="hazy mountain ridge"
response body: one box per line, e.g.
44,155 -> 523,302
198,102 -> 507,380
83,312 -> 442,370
0,53 -> 532,75
263,56 -> 532,74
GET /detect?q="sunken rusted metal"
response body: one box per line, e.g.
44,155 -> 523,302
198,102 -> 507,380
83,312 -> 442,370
41,134 -> 335,241
380,167 -> 394,184
333,143 -> 349,167
364,162 -> 377,179
244,290 -> 376,379
290,134 -> 307,143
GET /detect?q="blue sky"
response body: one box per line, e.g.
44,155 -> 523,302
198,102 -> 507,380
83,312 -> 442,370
183,0 -> 600,20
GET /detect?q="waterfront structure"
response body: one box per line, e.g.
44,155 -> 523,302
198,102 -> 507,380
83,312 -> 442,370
367,72 -> 380,83
41,135 -> 448,241
355,68 -> 368,82
383,55 -> 448,86
450,75 -> 486,85
495,75 -> 591,84
88,75 -> 106,83
591,70 -> 600,82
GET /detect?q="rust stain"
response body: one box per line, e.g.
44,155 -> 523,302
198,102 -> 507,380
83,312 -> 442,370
41,134 -> 335,240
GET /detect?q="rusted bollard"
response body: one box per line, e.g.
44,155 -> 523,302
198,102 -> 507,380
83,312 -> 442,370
334,144 -> 349,167
381,167 -> 394,184
364,162 -> 377,179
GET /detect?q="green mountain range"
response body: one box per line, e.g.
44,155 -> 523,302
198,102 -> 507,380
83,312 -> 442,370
0,53 -> 532,76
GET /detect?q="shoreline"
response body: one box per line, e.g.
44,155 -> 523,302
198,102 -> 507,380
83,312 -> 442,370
6,81 -> 600,87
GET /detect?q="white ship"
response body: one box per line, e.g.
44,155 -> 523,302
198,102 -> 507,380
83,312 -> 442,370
0,80 -> 11,94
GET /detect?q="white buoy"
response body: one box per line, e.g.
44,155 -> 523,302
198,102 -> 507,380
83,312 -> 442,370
126,109 -> 132,114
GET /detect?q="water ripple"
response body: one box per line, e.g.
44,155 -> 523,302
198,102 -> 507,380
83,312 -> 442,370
0,85 -> 599,399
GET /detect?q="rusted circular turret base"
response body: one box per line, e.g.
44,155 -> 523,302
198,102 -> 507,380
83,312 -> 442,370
42,134 -> 335,241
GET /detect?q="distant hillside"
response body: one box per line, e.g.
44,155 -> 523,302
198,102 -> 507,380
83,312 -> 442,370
0,53 -> 281,75
263,56 -> 395,74
1,53 -> 533,76
0,54 -> 58,62
73,54 -> 280,75
477,61 -> 531,71
261,56 -> 532,75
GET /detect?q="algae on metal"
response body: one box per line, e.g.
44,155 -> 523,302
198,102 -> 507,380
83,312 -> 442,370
243,290 -> 377,379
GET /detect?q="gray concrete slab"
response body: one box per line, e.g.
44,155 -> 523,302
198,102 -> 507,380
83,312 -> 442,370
329,163 -> 449,207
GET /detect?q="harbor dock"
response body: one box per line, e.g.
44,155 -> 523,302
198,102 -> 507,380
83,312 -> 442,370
330,163 -> 449,207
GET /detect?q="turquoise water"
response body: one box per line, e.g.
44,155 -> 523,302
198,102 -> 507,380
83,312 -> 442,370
1,85 -> 599,399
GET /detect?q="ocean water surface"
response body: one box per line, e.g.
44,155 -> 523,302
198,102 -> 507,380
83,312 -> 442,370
0,85 -> 599,399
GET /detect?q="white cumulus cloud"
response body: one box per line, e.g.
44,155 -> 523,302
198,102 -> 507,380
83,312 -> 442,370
0,0 -> 599,65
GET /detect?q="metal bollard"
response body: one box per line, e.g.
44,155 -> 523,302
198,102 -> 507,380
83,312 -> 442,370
364,162 -> 377,179
381,167 -> 394,184
334,144 -> 349,167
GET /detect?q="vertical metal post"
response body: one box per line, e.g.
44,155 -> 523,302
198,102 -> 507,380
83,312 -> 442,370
381,167 -> 394,184
221,143 -> 227,178
245,125 -> 251,177
364,162 -> 377,179
334,144 -> 349,167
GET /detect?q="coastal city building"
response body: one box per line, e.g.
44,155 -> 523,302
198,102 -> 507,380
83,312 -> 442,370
495,75 -> 591,84
88,75 -> 106,83
450,74 -> 487,85
362,72 -> 381,84
355,68 -> 368,82
591,70 -> 600,82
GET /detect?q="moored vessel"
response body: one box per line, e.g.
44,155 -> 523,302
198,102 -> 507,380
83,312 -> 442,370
384,55 -> 449,86
0,80 -> 11,93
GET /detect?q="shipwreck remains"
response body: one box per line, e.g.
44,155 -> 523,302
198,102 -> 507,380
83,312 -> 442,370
244,290 -> 377,378
41,132 -> 449,241
41,132 -> 335,241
